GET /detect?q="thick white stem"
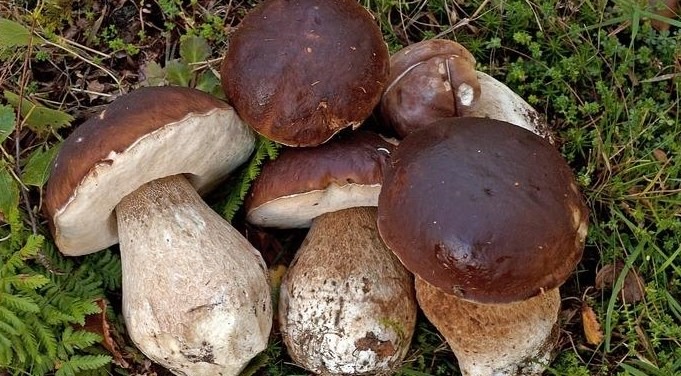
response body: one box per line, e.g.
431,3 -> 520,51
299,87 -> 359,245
460,71 -> 554,143
416,276 -> 560,376
279,207 -> 417,375
116,174 -> 272,376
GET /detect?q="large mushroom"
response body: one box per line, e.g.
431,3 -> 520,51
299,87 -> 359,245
377,118 -> 588,375
379,39 -> 552,141
246,132 -> 417,374
44,86 -> 272,376
221,0 -> 390,147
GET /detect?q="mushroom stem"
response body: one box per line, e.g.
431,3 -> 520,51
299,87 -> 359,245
279,207 -> 416,375
116,174 -> 272,376
415,276 -> 560,376
459,71 -> 553,143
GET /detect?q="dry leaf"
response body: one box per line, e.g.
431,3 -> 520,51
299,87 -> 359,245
652,148 -> 669,163
79,298 -> 129,368
269,264 -> 287,290
595,261 -> 645,304
581,303 -> 604,345
650,0 -> 680,31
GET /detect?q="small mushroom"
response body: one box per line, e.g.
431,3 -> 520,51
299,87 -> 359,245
377,118 -> 588,375
221,0 -> 390,147
379,39 -> 481,138
246,132 -> 417,375
44,87 -> 272,376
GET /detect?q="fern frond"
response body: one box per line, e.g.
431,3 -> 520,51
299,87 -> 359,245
3,274 -> 50,290
40,304 -> 76,326
0,292 -> 39,313
1,247 -> 27,276
19,234 -> 44,259
0,305 -> 26,332
27,315 -> 57,359
19,329 -> 39,364
81,250 -> 122,291
60,327 -> 102,355
221,135 -> 281,221
0,334 -> 13,365
55,355 -> 112,376
0,318 -> 19,336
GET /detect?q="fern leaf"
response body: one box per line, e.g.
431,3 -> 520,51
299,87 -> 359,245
40,304 -> 76,326
263,137 -> 280,160
0,319 -> 19,336
28,316 -> 57,359
4,274 -> 50,290
19,234 -> 44,258
0,292 -> 39,313
55,355 -> 111,376
0,305 -> 25,332
82,250 -> 122,291
19,328 -> 39,364
1,247 -> 27,276
0,333 -> 12,364
60,327 -> 101,354
221,135 -> 281,221
65,299 -> 101,326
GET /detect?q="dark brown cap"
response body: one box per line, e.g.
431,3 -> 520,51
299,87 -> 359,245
221,0 -> 389,147
44,86 -> 254,256
377,117 -> 588,303
246,131 -> 394,228
380,39 -> 480,138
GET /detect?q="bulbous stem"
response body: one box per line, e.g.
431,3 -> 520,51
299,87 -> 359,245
116,174 -> 272,376
415,276 -> 560,376
279,207 -> 417,375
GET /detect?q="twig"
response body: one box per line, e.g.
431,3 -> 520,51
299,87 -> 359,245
13,16 -> 64,275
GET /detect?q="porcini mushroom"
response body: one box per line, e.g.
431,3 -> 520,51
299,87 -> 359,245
221,0 -> 390,147
246,132 -> 417,374
44,86 -> 272,376
377,118 -> 588,375
379,39 -> 481,138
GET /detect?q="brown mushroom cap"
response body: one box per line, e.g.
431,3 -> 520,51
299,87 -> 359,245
380,39 -> 480,138
245,131 -> 393,228
44,86 -> 254,256
377,117 -> 588,304
221,0 -> 389,147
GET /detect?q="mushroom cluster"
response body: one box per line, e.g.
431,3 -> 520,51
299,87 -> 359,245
44,1 -> 589,375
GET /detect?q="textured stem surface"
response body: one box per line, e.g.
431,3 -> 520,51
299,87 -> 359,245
280,207 -> 417,375
416,276 -> 560,376
116,174 -> 271,376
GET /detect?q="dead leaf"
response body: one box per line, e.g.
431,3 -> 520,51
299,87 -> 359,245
650,0 -> 680,31
269,264 -> 287,290
595,261 -> 645,304
78,298 -> 129,368
581,303 -> 604,345
652,148 -> 669,163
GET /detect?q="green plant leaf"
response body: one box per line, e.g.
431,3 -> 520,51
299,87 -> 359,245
0,104 -> 16,144
179,35 -> 211,64
165,59 -> 191,87
0,18 -> 32,49
195,70 -> 221,96
21,143 -> 61,187
0,167 -> 19,217
3,92 -> 73,135
141,61 -> 166,87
